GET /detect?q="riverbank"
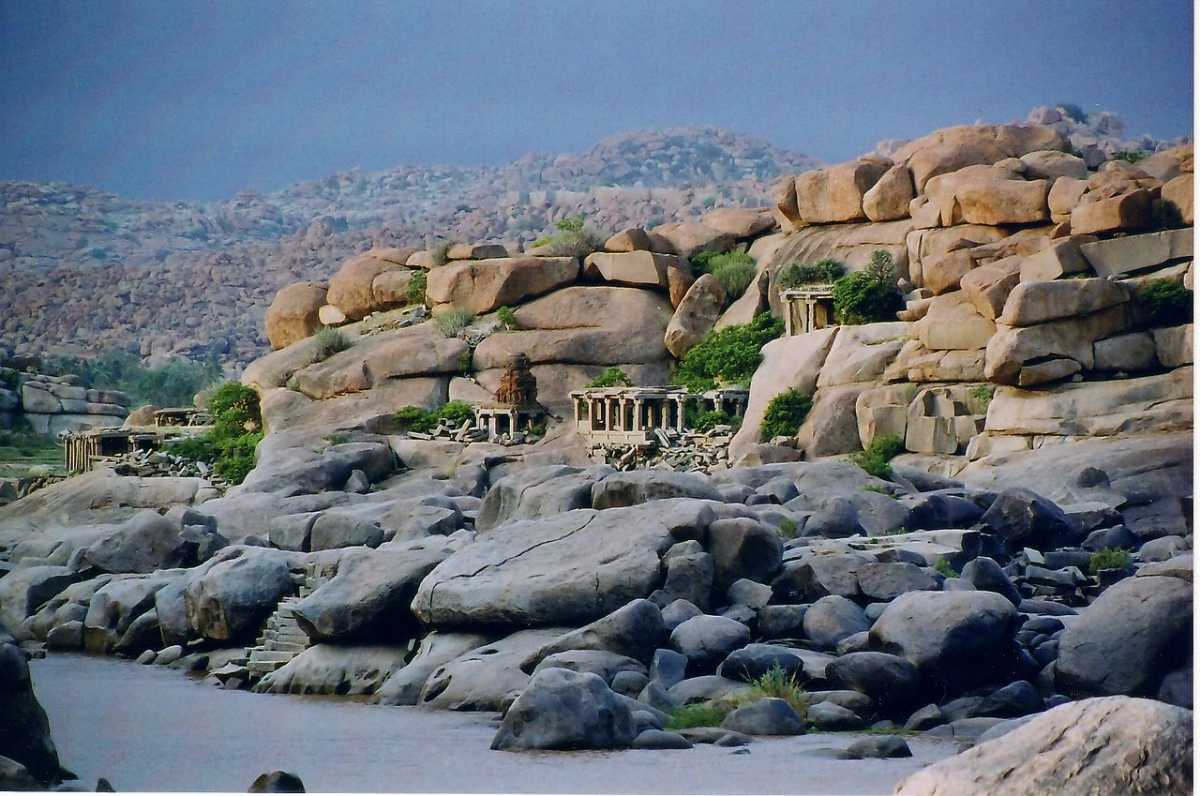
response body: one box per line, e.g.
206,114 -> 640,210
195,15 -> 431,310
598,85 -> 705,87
33,654 -> 956,793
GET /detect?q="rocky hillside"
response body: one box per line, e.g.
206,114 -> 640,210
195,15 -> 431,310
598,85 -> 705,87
0,128 -> 814,368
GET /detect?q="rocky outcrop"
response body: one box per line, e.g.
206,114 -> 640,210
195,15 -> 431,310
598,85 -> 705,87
896,697 -> 1193,795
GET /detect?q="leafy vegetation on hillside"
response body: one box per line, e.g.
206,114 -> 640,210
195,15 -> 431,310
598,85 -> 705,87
850,433 -> 906,479
311,327 -> 352,362
672,312 -> 783,392
759,388 -> 813,441
167,381 -> 262,485
392,401 -> 476,433
43,351 -> 222,408
434,308 -> 474,338
1089,548 -> 1133,575
406,270 -> 428,305
532,215 -> 605,257
1137,279 -> 1193,326
691,249 -> 757,302
587,367 -> 633,388
778,259 -> 846,288
831,250 -> 903,325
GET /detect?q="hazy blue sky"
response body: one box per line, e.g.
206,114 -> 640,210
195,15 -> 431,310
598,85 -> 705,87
0,0 -> 1192,201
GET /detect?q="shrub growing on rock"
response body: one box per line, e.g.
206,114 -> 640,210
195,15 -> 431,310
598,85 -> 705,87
778,259 -> 846,289
759,388 -> 812,441
934,558 -> 959,578
744,664 -> 808,713
311,327 -> 352,362
692,250 -> 757,302
392,401 -> 476,434
433,308 -> 474,338
672,312 -> 783,392
832,250 -> 903,325
406,270 -> 427,305
587,367 -> 633,388
496,305 -> 519,330
533,215 -> 604,257
1136,280 -> 1193,326
167,381 -> 262,485
688,408 -> 740,432
666,702 -> 731,730
1088,548 -> 1133,575
850,433 -> 905,479
431,241 -> 453,266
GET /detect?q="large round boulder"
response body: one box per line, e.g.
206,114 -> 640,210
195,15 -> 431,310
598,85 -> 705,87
184,547 -> 299,642
266,282 -> 327,350
490,667 -> 636,751
670,615 -> 751,674
870,590 -> 1019,693
1056,574 -> 1192,698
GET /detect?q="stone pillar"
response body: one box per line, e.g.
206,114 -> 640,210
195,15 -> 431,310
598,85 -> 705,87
675,397 -> 685,432
632,399 -> 643,431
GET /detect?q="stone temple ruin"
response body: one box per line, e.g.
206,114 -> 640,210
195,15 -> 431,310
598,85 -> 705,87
472,353 -> 546,439
780,286 -> 836,336
569,385 -> 748,446
63,407 -> 212,475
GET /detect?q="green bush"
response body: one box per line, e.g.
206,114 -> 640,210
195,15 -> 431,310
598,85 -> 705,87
778,259 -> 846,288
434,308 -> 474,338
393,406 -> 437,433
778,517 -> 798,539
743,664 -> 808,714
689,408 -> 739,432
934,558 -> 959,578
44,351 -> 222,408
587,367 -> 633,388
311,327 -> 352,362
672,312 -> 783,392
831,250 -> 903,325
1089,548 -> 1133,575
850,433 -> 905,479
692,250 -> 757,302
0,369 -> 18,390
496,306 -> 519,331
392,401 -> 477,434
532,215 -> 604,257
664,702 -> 731,730
1137,280 -> 1193,326
437,400 -> 475,429
759,388 -> 812,441
166,381 -> 262,485
406,270 -> 428,305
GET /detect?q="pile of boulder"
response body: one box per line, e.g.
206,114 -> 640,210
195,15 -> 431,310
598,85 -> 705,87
593,425 -> 737,473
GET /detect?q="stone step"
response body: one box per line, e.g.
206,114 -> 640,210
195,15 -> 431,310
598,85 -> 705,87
247,661 -> 283,676
248,650 -> 295,664
269,641 -> 308,653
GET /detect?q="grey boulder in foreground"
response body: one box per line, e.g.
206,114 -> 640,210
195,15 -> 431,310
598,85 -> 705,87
895,696 -> 1193,795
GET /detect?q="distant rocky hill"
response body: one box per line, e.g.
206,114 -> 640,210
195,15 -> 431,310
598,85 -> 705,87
0,128 -> 818,367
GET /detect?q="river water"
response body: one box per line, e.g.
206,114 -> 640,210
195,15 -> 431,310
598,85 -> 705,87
31,654 -> 955,793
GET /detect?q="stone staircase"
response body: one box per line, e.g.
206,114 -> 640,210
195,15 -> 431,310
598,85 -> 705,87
244,563 -> 325,681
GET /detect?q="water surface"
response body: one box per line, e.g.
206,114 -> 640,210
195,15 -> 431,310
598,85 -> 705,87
32,654 -> 955,793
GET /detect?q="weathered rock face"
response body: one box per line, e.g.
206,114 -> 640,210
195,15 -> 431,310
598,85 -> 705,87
254,644 -> 409,696
427,257 -> 579,315
664,274 -> 726,358
0,631 -> 62,785
292,540 -> 454,643
862,164 -> 915,222
1056,574 -> 1192,698
652,222 -> 736,259
890,123 -> 1067,191
82,509 -> 226,574
795,160 -> 890,223
266,282 -> 328,350
895,697 -> 1193,796
0,566 -> 79,633
327,253 -> 406,321
582,251 -> 692,298
420,628 -> 566,711
184,547 -> 302,642
490,667 -> 636,751
411,502 -> 711,627
372,631 -> 491,706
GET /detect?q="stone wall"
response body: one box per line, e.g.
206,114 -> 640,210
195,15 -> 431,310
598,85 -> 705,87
0,368 -> 130,436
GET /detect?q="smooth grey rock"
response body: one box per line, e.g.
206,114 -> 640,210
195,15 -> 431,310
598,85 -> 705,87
649,648 -> 688,690
667,675 -> 750,706
373,631 -> 491,706
871,590 -> 1020,692
719,643 -> 807,683
974,488 -> 1074,549
490,667 -> 636,751
591,471 -> 722,509
803,595 -> 869,648
720,697 -> 807,736
527,599 -> 666,668
254,644 -> 409,696
420,628 -> 566,712
661,599 -> 703,632
706,518 -> 784,589
476,466 -> 612,531
1056,575 -> 1191,697
611,670 -> 650,698
726,579 -> 772,609
670,615 -> 750,674
248,770 -> 306,793
183,547 -> 300,642
533,650 -> 646,684
960,556 -> 1022,606
838,735 -> 912,759
632,729 -> 692,749
806,701 -> 864,730
756,604 -> 807,639
856,562 -> 937,601
825,652 -> 921,712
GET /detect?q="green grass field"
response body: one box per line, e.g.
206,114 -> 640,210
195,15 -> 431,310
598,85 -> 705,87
0,431 -> 65,478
